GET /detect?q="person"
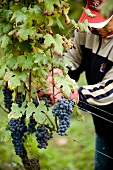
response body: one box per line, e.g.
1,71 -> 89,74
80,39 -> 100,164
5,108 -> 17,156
38,0 -> 113,169
67,0 -> 113,169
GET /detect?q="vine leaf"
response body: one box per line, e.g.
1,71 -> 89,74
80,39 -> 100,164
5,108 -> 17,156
33,52 -> 50,65
55,18 -> 64,30
7,55 -> 18,70
44,0 -> 60,12
2,23 -> 12,33
34,101 -> 47,123
0,127 -> 11,142
44,34 -> 64,55
54,74 -> 78,97
0,65 -> 7,79
8,103 -> 25,119
24,54 -> 34,69
0,34 -> 10,48
16,27 -> 36,41
11,11 -> 27,24
5,70 -> 28,89
29,5 -> 41,14
73,105 -> 85,121
25,102 -> 38,118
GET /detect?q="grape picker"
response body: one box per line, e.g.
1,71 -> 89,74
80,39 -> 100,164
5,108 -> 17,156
39,0 -> 113,169
67,0 -> 113,169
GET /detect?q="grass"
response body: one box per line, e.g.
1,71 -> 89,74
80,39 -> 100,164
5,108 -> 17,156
0,72 -> 96,170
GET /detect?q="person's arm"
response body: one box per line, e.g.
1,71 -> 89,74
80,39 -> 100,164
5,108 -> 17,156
66,30 -> 113,108
78,67 -> 113,106
66,29 -> 85,81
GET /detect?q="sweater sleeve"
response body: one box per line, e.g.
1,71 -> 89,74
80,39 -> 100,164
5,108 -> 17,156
78,67 -> 113,106
66,29 -> 85,81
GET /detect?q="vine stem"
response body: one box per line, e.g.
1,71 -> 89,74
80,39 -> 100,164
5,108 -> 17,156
50,48 -> 59,132
0,105 -> 9,114
29,70 -> 32,102
41,111 -> 55,130
50,48 -> 55,104
20,147 -> 40,170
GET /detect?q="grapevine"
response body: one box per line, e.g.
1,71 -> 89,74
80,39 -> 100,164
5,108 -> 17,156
0,0 -> 86,169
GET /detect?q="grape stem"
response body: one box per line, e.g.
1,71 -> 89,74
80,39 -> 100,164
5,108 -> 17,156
55,116 -> 59,132
0,105 -> 9,113
41,111 -> 55,130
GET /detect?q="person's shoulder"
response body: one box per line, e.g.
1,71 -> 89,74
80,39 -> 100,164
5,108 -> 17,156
74,29 -> 96,44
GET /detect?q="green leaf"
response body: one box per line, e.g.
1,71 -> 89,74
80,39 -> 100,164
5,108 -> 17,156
6,55 -> 18,69
3,130 -> 11,142
24,54 -> 34,69
54,74 -> 78,97
34,101 -> 47,123
44,0 -> 60,12
0,80 -> 4,88
9,103 -> 25,119
33,52 -> 50,65
83,8 -> 96,17
17,27 -> 36,41
25,102 -> 37,118
18,55 -> 26,67
0,127 -> 11,142
8,28 -> 19,36
5,70 -> 28,89
0,65 -> 7,79
11,11 -> 28,24
73,105 -> 85,121
44,34 -> 64,55
19,40 -> 32,53
1,34 -> 10,48
55,18 -> 64,30
29,5 -> 41,14
3,23 -> 12,33
1,9 -> 13,21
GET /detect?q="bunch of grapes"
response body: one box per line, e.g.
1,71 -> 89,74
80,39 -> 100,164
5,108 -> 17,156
39,96 -> 52,108
8,116 -> 27,155
16,92 -> 23,107
35,124 -> 53,149
2,84 -> 13,112
38,37 -> 45,44
27,114 -> 37,134
32,98 -> 39,107
52,97 -> 75,136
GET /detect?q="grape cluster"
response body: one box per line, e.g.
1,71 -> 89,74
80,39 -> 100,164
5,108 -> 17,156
2,84 -> 13,112
32,98 -> 39,107
8,116 -> 27,155
52,97 -> 75,136
35,124 -> 53,149
27,114 -> 37,134
16,92 -> 23,107
38,37 -> 45,44
40,96 -> 52,108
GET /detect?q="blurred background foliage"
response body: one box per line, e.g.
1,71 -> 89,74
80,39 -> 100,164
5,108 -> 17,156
53,0 -> 87,36
0,0 -> 96,170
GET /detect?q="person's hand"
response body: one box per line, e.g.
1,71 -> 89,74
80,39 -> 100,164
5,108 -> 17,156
37,68 -> 79,104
